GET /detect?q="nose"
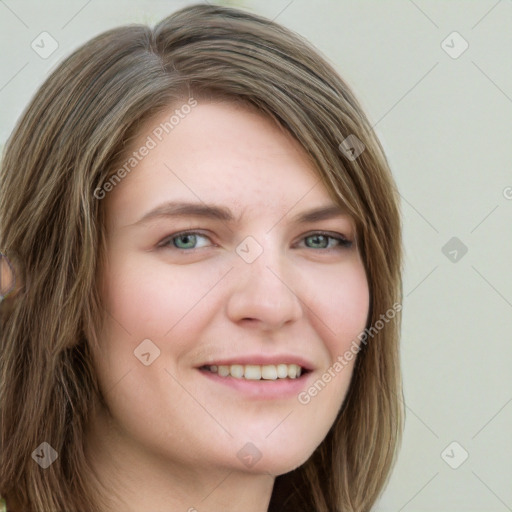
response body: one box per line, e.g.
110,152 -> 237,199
225,242 -> 303,330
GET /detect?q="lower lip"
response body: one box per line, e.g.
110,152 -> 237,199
198,369 -> 313,399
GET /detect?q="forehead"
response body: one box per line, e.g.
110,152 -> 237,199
103,101 -> 344,226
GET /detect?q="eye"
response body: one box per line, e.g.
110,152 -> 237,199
157,230 -> 353,251
159,231 -> 213,250
299,232 -> 353,250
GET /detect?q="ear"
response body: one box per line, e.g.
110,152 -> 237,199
0,251 -> 18,301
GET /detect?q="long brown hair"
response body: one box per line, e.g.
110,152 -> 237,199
0,4 -> 403,511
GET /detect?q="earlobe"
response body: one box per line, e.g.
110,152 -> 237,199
0,251 -> 19,302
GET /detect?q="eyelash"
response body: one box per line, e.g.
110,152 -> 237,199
157,230 -> 353,251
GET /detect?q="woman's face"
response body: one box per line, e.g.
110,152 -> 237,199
93,100 -> 369,476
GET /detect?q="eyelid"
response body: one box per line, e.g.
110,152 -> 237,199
157,229 -> 213,249
297,230 -> 353,249
157,229 -> 353,250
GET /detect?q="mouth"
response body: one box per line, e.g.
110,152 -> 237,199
199,363 -> 311,380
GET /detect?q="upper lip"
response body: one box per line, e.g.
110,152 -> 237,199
198,354 -> 314,372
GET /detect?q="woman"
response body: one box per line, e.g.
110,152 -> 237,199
0,4 -> 403,511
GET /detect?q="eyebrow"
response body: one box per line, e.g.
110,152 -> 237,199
131,201 -> 350,227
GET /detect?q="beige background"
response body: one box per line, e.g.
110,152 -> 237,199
1,1 -> 511,510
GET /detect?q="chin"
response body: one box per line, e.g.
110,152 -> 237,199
224,433 -> 319,476
228,458 -> 300,477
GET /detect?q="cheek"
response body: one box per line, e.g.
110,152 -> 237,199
96,252 -> 230,381
102,252 -> 217,337
305,258 -> 370,359
291,261 -> 369,441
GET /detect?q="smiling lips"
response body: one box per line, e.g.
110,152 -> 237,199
202,363 -> 304,380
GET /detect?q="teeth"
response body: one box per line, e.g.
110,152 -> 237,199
276,364 -> 288,378
244,365 -> 261,380
218,365 -> 230,377
205,363 -> 304,380
261,365 -> 277,380
230,364 -> 244,378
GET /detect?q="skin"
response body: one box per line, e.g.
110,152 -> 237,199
84,100 -> 370,512
0,254 -> 15,297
